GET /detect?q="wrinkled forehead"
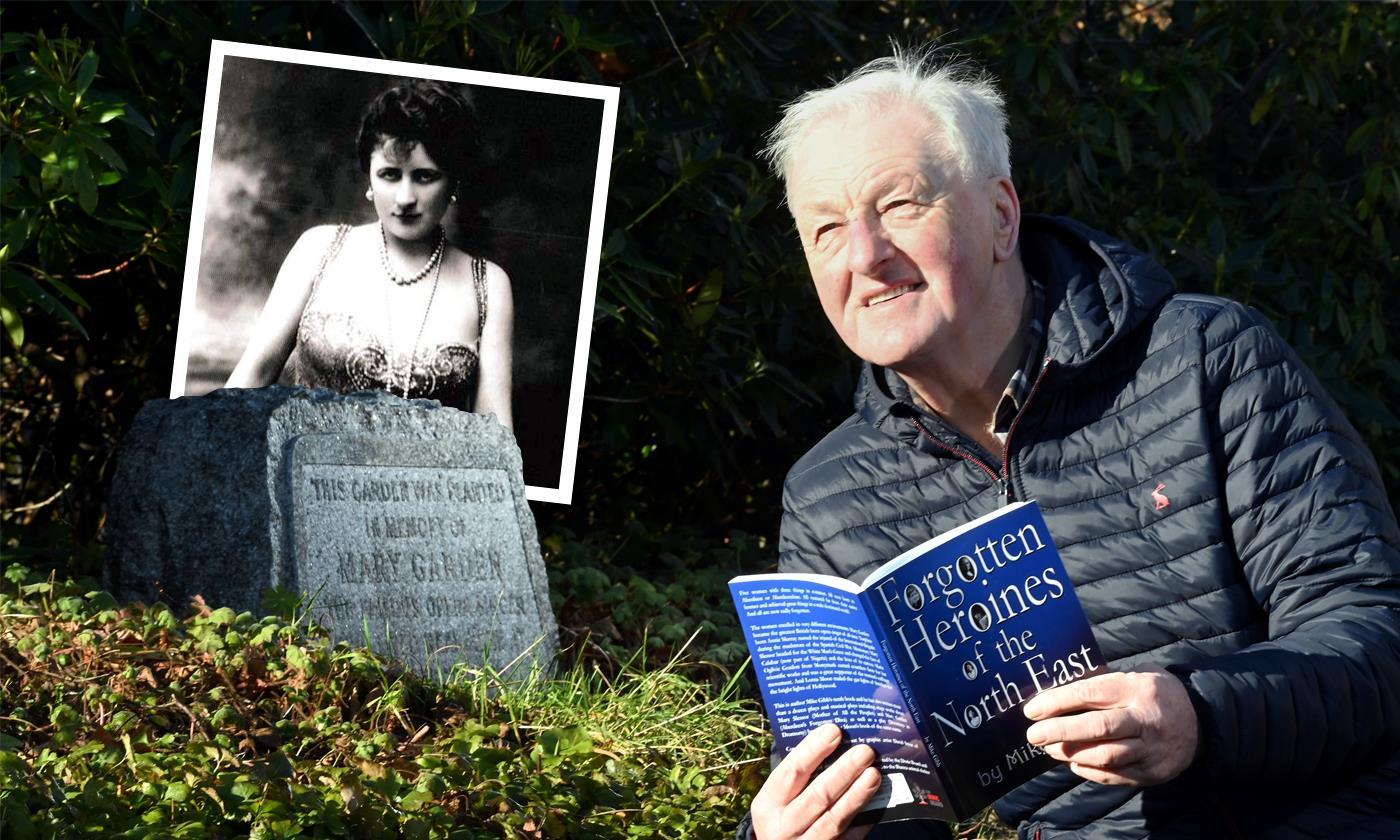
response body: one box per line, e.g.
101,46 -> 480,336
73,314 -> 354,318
786,105 -> 957,211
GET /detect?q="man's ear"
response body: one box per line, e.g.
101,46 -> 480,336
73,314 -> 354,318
991,176 -> 1021,263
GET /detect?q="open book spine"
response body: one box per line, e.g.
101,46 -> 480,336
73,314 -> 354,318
870,608 -> 961,818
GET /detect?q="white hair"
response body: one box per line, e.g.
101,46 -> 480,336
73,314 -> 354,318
762,48 -> 1011,196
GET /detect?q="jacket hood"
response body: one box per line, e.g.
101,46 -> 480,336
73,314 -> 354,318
854,214 -> 1177,429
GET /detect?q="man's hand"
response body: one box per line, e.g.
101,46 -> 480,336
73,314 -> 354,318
751,723 -> 881,840
1023,667 -> 1198,787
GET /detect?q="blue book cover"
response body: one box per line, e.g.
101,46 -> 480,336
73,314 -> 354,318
730,501 -> 1106,823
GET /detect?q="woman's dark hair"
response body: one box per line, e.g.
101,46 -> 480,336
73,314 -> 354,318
356,80 -> 478,180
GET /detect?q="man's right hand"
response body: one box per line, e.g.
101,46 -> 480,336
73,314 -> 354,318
751,723 -> 882,840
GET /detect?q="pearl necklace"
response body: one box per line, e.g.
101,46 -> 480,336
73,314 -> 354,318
383,250 -> 443,399
379,223 -> 445,286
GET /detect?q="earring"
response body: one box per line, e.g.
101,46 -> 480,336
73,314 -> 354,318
365,187 -> 373,201
450,193 -> 458,204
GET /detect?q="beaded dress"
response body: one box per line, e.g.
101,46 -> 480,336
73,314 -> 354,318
284,224 -> 488,408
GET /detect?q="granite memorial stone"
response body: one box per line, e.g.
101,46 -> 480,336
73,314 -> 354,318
105,387 -> 558,676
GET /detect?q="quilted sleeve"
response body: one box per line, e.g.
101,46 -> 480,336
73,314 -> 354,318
776,445 -> 857,578
777,494 -> 831,576
1179,300 -> 1400,782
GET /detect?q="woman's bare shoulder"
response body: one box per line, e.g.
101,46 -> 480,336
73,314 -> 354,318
295,223 -> 341,246
478,256 -> 513,317
297,222 -> 378,248
275,224 -> 362,286
482,257 -> 510,284
482,259 -> 510,298
289,222 -> 375,263
281,224 -> 335,260
470,249 -> 512,288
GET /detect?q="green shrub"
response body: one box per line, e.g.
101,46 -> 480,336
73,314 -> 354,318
546,522 -> 762,682
2,2 -> 1394,578
0,564 -> 767,838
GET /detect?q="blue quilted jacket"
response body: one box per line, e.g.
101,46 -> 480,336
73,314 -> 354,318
771,216 -> 1400,838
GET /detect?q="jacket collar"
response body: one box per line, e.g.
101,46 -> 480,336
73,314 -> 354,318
854,214 -> 1177,431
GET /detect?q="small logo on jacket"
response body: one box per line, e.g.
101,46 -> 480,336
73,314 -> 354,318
1151,483 -> 1170,511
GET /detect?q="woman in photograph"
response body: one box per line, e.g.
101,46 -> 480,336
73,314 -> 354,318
227,79 -> 513,430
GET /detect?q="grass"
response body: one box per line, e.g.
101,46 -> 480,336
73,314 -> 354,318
0,565 -> 764,838
0,563 -> 1014,838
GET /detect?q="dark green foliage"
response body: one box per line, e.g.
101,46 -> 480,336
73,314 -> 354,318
983,2 -> 1399,459
0,29 -> 167,347
2,3 -> 1393,581
547,523 -> 762,679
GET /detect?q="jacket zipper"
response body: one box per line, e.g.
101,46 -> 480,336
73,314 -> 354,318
908,357 -> 1054,505
1001,358 -> 1054,502
911,417 -> 1007,498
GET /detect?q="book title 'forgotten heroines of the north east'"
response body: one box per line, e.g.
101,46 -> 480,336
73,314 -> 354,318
730,502 -> 1106,823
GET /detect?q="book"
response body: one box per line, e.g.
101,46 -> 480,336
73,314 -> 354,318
729,501 -> 1106,823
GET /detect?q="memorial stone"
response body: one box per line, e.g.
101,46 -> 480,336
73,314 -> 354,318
105,387 -> 558,676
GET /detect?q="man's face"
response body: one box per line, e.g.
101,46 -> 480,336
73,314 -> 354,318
787,107 -> 1006,371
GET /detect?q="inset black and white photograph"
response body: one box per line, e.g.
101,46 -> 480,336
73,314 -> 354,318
171,42 -> 617,504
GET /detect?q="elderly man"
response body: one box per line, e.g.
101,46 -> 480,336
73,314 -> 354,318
742,53 -> 1400,839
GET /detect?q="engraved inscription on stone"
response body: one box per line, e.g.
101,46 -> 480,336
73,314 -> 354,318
295,462 -> 548,672
103,390 -> 557,678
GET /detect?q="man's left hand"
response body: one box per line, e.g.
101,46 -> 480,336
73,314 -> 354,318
1022,666 -> 1198,786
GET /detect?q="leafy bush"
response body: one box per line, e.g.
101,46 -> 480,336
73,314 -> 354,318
546,522 -> 762,681
0,564 -> 767,838
2,2 -> 1394,579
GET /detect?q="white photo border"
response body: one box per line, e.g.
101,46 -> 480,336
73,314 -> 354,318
171,40 -> 619,505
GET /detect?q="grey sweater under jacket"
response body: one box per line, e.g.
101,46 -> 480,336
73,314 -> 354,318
750,215 -> 1400,839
